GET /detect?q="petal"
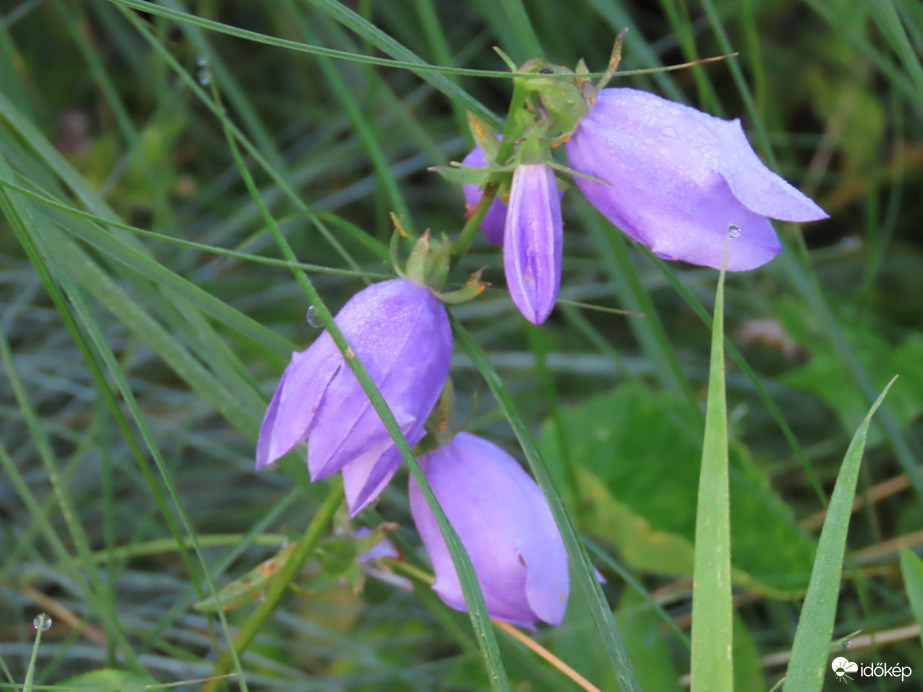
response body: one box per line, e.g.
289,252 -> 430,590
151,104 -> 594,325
713,118 -> 828,222
308,396 -> 416,481
462,145 -> 507,245
409,433 -> 568,627
503,163 -> 563,324
255,339 -> 341,469
341,441 -> 405,516
567,88 -> 824,271
306,279 -> 451,480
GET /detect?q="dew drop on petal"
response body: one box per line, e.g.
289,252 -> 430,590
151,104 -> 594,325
306,306 -> 322,328
729,224 -> 742,239
33,614 -> 51,632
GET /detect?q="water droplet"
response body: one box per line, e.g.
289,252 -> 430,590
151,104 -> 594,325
729,225 -> 742,239
33,614 -> 51,632
197,56 -> 207,67
306,306 -> 322,328
197,67 -> 211,86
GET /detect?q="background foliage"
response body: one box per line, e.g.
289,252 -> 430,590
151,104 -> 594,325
1,0 -> 921,690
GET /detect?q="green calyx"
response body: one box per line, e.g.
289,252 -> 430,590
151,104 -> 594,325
391,215 -> 488,302
403,229 -> 452,289
519,60 -> 588,138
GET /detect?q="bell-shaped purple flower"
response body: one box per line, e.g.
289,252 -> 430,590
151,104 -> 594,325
504,162 -> 563,325
462,144 -> 507,245
566,88 -> 828,271
257,279 -> 451,516
408,432 -> 569,629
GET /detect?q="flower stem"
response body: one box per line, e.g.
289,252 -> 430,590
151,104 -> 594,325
450,77 -> 528,268
450,182 -> 498,268
204,484 -> 344,691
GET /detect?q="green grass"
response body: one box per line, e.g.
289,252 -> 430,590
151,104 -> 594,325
1,1 -> 922,690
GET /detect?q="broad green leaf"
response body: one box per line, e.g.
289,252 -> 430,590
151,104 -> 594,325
538,384 -> 816,596
779,299 -> 923,437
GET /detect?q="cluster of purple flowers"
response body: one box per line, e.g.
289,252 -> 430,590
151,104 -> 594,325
257,278 -> 568,627
464,88 -> 827,324
257,84 -> 826,627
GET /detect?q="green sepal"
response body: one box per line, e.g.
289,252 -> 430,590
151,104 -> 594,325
467,111 -> 501,161
405,229 -> 432,285
433,267 -> 488,305
428,164 -> 494,185
405,230 -> 453,289
193,543 -> 296,613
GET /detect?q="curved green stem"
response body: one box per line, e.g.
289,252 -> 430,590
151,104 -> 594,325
205,485 -> 344,690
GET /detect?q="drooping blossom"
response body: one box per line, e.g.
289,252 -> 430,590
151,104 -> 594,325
503,162 -> 563,325
409,432 -> 569,628
257,279 -> 451,516
566,88 -> 828,271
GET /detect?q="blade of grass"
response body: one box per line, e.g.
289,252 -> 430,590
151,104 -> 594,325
105,0 -> 499,127
689,240 -> 733,692
305,0 -> 502,129
498,0 -> 541,61
899,549 -> 923,636
0,150 -> 249,686
782,376 -> 897,692
0,174 -> 384,283
646,252 -> 826,505
289,5 -> 412,227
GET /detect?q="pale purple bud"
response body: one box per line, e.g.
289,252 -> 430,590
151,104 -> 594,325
462,144 -> 507,245
355,527 -> 401,563
409,432 -> 569,629
257,279 -> 451,516
504,163 -> 563,325
566,88 -> 828,271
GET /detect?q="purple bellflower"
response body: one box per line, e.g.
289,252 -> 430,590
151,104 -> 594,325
462,144 -> 507,245
566,88 -> 828,271
257,278 -> 451,516
504,162 -> 563,325
409,432 -> 569,628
